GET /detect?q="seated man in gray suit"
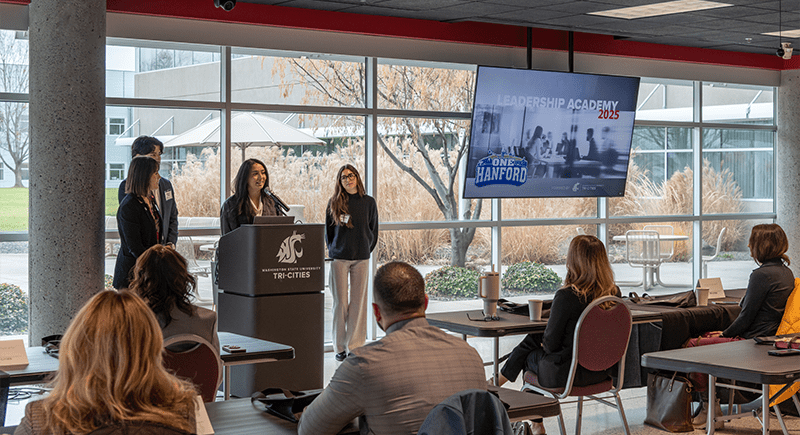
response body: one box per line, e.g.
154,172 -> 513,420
298,261 -> 487,435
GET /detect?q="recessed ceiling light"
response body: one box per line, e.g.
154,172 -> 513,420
589,0 -> 732,20
763,29 -> 800,38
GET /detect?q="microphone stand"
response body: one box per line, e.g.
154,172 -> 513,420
264,186 -> 290,216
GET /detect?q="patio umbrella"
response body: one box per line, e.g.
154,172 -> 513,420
163,112 -> 325,159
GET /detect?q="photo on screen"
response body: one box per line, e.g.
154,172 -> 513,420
463,66 -> 641,198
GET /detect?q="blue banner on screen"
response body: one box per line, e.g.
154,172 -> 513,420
463,66 -> 640,198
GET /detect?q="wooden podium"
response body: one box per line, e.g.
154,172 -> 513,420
217,223 -> 325,396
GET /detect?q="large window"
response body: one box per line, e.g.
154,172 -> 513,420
0,31 -> 779,341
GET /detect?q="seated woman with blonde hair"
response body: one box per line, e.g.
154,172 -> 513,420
14,290 -> 197,435
130,244 -> 219,354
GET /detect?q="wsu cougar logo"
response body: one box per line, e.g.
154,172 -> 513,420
277,231 -> 305,264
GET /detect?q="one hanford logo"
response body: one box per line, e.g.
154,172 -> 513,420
277,231 -> 305,264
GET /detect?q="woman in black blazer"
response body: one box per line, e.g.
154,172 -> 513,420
113,156 -> 162,289
220,158 -> 281,235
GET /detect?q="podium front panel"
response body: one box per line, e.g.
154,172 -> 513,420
218,224 -> 324,296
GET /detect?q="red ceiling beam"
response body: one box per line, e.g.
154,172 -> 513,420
2,0 -> 796,70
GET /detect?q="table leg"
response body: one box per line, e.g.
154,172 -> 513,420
762,384 -> 770,435
493,337 -> 500,386
224,365 -> 231,400
708,375 -> 716,435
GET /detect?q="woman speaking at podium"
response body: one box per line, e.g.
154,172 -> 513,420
326,165 -> 379,362
221,158 -> 282,234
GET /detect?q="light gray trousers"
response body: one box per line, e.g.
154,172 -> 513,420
330,259 -> 369,353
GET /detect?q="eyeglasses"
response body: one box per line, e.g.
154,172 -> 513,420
340,173 -> 356,181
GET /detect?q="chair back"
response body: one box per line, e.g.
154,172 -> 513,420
643,224 -> 675,260
418,389 -> 512,435
705,227 -> 727,260
163,333 -> 222,402
625,230 -> 660,267
562,296 -> 632,395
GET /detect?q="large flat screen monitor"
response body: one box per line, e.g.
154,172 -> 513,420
463,66 -> 640,198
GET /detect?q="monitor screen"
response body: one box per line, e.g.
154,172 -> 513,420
463,66 -> 640,198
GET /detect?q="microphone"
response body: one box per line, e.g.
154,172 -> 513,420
264,186 -> 290,216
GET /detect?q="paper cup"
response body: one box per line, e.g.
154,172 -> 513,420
696,288 -> 709,306
528,299 -> 544,321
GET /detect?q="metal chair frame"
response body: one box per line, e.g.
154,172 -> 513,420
702,227 -> 727,279
522,296 -> 633,435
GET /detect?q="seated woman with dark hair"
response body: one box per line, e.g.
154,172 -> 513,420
686,223 -> 794,429
130,244 -> 220,355
14,290 -> 197,435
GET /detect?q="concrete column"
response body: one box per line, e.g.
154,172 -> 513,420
777,70 -> 800,276
28,0 -> 106,345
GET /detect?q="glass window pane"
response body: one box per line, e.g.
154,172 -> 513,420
0,241 -> 28,339
632,126 -> 665,151
107,106 -> 220,213
610,148 -> 694,217
667,127 -> 692,150
703,129 -> 773,204
239,113 -> 364,225
0,30 -> 28,94
231,48 -> 365,107
377,117 -> 480,222
635,78 -> 693,122
609,221 -> 693,291
0,102 -> 29,188
377,59 -> 475,112
499,224 -> 575,299
701,219 -> 770,289
107,42 -> 220,101
503,198 -> 596,219
702,83 -> 773,125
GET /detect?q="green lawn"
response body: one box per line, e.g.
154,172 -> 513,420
0,188 -> 120,231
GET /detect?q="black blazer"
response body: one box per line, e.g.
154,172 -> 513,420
113,194 -> 159,289
119,177 -> 179,245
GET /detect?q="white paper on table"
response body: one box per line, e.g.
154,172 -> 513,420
697,278 -> 725,299
194,395 -> 214,435
0,339 -> 29,368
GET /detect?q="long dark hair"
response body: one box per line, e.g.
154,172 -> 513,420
125,156 -> 159,197
232,158 -> 269,218
130,244 -> 197,327
328,164 -> 365,228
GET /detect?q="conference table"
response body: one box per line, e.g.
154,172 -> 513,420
0,332 -> 294,425
641,339 -> 800,435
202,385 -> 561,434
427,293 -> 742,387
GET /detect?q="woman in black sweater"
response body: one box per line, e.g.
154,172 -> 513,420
720,223 -> 793,339
497,235 -> 620,434
326,164 -> 379,361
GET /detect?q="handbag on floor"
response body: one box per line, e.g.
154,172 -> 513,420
644,371 -> 694,432
251,388 -> 322,423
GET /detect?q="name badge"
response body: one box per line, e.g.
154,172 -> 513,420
341,214 -> 350,224
165,190 -> 173,201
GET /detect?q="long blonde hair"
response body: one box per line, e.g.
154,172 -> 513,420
563,235 -> 618,302
41,290 -> 197,434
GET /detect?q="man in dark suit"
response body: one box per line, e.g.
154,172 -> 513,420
118,136 -> 179,246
